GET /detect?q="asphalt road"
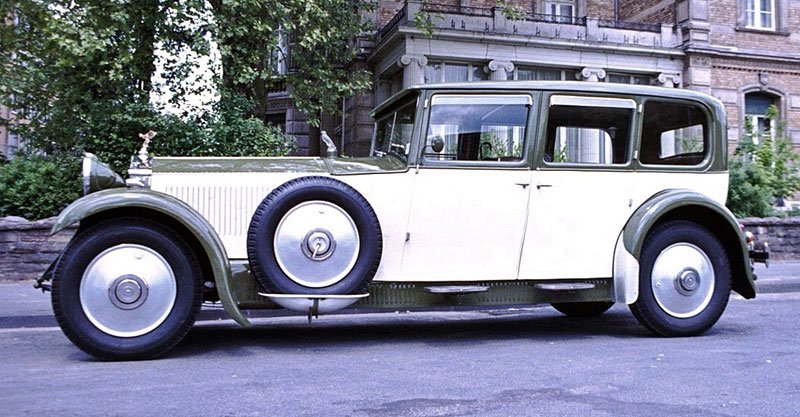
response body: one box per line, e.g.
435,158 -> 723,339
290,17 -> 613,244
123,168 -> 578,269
0,262 -> 798,417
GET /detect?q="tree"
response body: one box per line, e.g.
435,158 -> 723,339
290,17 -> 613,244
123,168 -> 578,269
0,0 -> 213,166
727,105 -> 800,217
207,0 -> 374,125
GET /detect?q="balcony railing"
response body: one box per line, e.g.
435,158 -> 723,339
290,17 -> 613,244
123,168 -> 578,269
526,13 -> 586,26
378,3 -> 408,41
421,2 -> 494,17
597,18 -> 662,33
374,1 -> 675,47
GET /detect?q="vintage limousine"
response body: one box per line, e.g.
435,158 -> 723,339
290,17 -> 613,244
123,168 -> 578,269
40,81 -> 761,360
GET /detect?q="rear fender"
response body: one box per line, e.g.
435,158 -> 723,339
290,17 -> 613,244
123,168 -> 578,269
615,189 -> 755,303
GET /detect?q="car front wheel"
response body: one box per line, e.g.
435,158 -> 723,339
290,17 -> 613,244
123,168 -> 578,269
630,220 -> 731,337
52,218 -> 203,360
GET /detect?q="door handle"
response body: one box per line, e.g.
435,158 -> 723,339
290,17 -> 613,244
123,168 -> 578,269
536,184 -> 552,190
515,183 -> 530,189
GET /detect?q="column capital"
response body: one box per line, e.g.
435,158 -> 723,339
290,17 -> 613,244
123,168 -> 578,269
486,60 -> 514,81
578,67 -> 606,82
398,54 -> 428,68
657,72 -> 681,88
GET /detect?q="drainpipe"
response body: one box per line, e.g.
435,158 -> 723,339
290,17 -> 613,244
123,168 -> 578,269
614,0 -> 619,21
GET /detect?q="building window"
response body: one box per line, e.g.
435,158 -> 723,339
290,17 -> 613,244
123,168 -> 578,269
514,67 -> 576,81
745,92 -> 778,143
424,62 -> 487,83
269,26 -> 288,75
606,73 -> 651,85
745,0 -> 775,30
545,1 -> 576,24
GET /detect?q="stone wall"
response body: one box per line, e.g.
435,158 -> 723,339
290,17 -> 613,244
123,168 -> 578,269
0,217 -> 76,282
0,215 -> 797,282
741,217 -> 800,261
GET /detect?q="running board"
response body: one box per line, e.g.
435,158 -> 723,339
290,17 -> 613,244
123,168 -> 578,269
535,283 -> 596,291
424,285 -> 490,294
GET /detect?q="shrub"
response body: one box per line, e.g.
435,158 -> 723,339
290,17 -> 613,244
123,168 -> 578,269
0,153 -> 81,220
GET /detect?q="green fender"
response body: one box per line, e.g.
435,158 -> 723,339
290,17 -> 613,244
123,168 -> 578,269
51,188 -> 251,327
622,189 -> 756,299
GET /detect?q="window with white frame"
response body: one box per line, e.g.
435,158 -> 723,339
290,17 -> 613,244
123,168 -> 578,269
745,92 -> 778,144
514,67 -> 576,81
606,73 -> 651,85
424,62 -> 488,83
545,0 -> 576,24
745,0 -> 776,30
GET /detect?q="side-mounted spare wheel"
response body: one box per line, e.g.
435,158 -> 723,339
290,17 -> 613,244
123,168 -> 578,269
630,220 -> 731,336
247,176 -> 382,295
52,218 -> 203,360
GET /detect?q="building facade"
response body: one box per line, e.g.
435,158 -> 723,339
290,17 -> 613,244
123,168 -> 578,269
267,0 -> 800,156
0,104 -> 22,160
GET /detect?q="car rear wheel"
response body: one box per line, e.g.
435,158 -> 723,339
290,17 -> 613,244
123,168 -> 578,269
52,218 -> 203,360
630,220 -> 731,336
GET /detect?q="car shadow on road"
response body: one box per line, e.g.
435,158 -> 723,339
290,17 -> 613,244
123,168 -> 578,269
171,307 -> 666,358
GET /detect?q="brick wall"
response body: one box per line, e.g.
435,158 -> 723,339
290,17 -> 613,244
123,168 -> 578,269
0,217 -> 76,282
741,217 -> 800,260
618,0 -> 674,23
586,0 -> 615,20
710,61 -> 800,151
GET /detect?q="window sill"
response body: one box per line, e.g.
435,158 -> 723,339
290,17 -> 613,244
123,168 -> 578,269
734,26 -> 790,36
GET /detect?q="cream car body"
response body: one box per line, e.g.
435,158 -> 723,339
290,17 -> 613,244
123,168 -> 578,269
45,81 -> 757,360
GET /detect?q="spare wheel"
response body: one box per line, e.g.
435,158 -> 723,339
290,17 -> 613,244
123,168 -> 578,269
247,176 -> 382,295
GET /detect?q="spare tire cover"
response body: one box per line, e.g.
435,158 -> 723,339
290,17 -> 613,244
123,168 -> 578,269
247,176 -> 382,295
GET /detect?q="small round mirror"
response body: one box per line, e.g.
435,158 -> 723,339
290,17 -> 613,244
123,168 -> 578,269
431,136 -> 445,153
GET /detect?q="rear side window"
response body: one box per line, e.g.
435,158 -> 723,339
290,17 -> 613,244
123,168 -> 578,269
640,101 -> 708,166
544,96 -> 634,165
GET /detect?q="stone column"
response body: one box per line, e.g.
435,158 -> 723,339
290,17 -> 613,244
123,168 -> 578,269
657,72 -> 681,88
575,67 -> 606,163
486,60 -> 514,81
577,67 -> 606,82
397,54 -> 428,88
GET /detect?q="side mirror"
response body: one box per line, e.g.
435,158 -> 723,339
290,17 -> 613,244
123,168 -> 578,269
430,136 -> 445,153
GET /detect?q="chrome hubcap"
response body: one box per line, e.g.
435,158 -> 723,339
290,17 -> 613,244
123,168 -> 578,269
651,243 -> 715,318
108,275 -> 149,310
80,244 -> 176,338
274,201 -> 360,288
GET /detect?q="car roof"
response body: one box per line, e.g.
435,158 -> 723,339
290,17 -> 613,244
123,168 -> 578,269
371,81 -> 724,117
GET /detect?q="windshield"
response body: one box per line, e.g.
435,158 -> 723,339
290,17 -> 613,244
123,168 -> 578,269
372,95 -> 418,161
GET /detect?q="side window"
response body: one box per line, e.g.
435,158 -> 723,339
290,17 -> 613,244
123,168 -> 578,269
640,101 -> 708,166
544,96 -> 634,165
423,95 -> 531,163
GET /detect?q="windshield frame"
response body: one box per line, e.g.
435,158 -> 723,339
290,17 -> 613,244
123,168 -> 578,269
370,92 -> 420,163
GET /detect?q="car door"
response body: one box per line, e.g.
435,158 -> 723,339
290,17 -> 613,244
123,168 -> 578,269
520,94 -> 639,279
400,93 -> 534,281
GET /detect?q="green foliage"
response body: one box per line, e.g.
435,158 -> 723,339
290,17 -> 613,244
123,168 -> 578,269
209,0 -> 375,125
498,0 -> 526,21
727,105 -> 800,217
412,10 -> 441,38
0,153 -> 81,220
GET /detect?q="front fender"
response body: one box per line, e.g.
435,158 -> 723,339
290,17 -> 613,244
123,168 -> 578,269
52,188 -> 251,327
620,189 -> 755,300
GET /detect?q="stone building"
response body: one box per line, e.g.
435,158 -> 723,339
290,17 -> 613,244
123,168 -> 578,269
0,104 -> 22,160
269,0 -> 800,156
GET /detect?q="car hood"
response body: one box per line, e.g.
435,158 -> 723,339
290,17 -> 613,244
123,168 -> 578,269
151,156 -> 407,175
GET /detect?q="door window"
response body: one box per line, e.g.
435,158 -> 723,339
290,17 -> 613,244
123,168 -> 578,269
544,96 -> 634,165
423,95 -> 531,163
